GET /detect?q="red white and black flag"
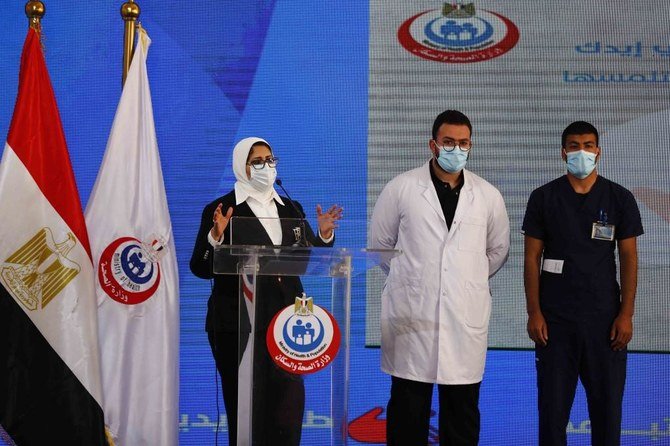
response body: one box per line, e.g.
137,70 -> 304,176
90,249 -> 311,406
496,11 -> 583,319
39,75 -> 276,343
0,29 -> 108,445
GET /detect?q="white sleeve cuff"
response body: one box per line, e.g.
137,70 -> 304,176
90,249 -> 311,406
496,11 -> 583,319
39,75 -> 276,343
208,230 -> 223,247
319,230 -> 334,244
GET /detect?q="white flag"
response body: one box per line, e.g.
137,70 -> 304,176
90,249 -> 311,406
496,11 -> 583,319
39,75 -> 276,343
85,28 -> 179,446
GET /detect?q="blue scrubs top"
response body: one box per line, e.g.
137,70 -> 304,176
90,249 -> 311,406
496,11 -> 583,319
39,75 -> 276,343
522,175 -> 643,323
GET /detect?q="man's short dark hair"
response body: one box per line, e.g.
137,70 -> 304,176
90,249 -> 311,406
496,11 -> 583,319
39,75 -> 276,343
561,121 -> 599,147
432,110 -> 472,140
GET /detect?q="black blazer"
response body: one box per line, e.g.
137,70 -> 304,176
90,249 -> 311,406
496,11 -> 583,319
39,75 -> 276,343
190,190 -> 334,332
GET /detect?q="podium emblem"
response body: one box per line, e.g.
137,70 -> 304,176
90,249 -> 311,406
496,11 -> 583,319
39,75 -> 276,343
267,293 -> 341,375
1,228 -> 80,311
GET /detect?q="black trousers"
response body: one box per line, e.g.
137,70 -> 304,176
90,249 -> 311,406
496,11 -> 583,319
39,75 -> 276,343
386,376 -> 481,446
536,320 -> 626,446
208,330 -> 305,446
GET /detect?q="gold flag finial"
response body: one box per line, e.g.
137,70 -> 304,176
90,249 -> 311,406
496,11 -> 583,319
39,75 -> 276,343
25,1 -> 45,32
121,1 -> 140,21
121,1 -> 141,86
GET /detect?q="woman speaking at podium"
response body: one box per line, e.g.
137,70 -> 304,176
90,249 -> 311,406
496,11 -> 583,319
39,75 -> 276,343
190,137 -> 342,445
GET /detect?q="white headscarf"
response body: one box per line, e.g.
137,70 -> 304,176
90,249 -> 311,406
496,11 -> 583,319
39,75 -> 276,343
232,137 -> 283,205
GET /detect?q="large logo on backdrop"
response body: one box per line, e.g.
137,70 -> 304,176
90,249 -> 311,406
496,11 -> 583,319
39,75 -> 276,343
267,293 -> 341,375
98,234 -> 167,305
1,228 -> 80,311
398,2 -> 519,63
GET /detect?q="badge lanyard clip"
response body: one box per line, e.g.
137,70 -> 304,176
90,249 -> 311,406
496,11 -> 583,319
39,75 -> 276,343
592,209 -> 615,241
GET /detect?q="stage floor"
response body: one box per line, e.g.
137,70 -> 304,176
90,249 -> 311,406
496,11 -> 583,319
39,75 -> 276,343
1,349 -> 667,445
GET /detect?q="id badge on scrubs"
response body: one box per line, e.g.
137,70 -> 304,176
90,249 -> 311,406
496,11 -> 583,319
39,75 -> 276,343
592,210 -> 615,241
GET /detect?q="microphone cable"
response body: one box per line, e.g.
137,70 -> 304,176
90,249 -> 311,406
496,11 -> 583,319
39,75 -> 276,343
207,231 -> 221,446
209,274 -> 221,446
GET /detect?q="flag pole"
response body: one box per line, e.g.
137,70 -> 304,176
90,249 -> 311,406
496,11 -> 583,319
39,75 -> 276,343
121,0 -> 140,86
25,1 -> 45,32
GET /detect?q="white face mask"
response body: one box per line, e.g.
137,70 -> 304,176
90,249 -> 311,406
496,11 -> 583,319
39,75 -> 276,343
249,165 -> 277,192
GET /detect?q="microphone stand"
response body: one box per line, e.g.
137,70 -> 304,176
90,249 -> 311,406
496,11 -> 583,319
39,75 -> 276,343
275,178 -> 309,247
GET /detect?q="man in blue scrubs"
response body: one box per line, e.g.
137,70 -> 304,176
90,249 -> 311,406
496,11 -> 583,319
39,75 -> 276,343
522,121 -> 643,446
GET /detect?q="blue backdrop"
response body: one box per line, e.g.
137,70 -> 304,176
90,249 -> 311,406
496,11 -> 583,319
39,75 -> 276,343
0,2 -> 668,445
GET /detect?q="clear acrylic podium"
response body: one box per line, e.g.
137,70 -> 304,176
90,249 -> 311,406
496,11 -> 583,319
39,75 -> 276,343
213,241 -> 396,446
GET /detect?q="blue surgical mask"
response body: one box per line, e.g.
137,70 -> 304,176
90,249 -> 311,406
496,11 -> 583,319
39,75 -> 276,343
565,149 -> 597,179
436,146 -> 468,173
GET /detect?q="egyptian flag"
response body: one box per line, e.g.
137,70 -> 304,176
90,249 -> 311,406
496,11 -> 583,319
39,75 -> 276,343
0,29 -> 108,445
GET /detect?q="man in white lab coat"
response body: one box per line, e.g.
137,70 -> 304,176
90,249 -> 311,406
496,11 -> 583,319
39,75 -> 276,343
370,110 -> 510,446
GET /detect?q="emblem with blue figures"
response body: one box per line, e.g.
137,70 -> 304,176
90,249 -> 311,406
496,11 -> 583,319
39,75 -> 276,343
267,293 -> 341,375
283,315 -> 325,352
119,244 -> 155,285
398,2 -> 519,63
98,234 -> 168,305
424,15 -> 494,48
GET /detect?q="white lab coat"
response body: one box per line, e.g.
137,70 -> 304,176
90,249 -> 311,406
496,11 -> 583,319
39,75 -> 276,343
370,162 -> 510,384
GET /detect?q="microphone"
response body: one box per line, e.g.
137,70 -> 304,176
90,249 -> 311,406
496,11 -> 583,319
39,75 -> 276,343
275,178 -> 309,247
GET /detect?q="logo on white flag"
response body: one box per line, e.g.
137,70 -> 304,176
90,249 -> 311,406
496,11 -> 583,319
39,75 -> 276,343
98,234 -> 167,305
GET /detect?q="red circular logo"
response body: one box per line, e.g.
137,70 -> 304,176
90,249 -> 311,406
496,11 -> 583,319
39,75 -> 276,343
98,237 -> 161,305
398,9 -> 519,63
266,299 -> 341,375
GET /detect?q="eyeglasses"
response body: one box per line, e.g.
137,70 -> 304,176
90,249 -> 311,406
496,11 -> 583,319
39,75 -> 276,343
247,157 -> 279,170
435,139 -> 473,152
